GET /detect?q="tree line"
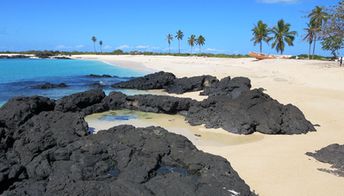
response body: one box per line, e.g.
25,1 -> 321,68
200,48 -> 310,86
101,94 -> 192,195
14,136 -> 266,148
91,36 -> 103,53
166,30 -> 206,54
252,1 -> 343,58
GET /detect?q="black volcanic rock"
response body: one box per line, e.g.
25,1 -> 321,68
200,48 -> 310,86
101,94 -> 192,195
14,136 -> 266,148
89,82 -> 105,89
88,74 -> 113,78
0,110 -> 88,194
306,144 -> 344,177
201,76 -> 252,98
0,94 -> 255,195
102,91 -> 128,110
55,89 -> 105,113
112,71 -> 176,90
0,96 -> 55,130
32,82 -> 68,89
187,89 -> 315,135
53,56 -> 71,59
165,75 -> 218,94
125,95 -> 197,114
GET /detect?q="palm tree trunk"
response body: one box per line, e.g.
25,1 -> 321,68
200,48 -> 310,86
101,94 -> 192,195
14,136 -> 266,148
169,43 -> 171,53
312,35 -> 317,59
178,40 -> 181,54
260,42 -> 262,53
308,42 -> 312,60
93,42 -> 96,54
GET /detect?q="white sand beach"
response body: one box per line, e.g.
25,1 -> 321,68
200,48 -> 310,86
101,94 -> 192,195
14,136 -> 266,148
75,54 -> 344,196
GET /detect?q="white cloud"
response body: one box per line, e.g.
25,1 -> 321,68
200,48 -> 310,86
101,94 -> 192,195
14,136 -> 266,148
103,45 -> 112,50
205,48 -> 226,53
257,0 -> 299,4
55,45 -> 67,49
55,44 -> 86,50
206,48 -> 219,52
116,44 -> 130,50
135,45 -> 150,49
75,44 -> 85,49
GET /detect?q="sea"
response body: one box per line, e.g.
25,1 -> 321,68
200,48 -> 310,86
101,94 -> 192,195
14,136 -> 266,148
0,58 -> 145,106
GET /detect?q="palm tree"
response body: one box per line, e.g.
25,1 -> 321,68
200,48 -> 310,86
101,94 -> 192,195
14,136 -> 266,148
196,35 -> 205,53
188,34 -> 196,53
99,40 -> 103,54
175,30 -> 184,54
251,20 -> 271,53
91,36 -> 97,53
308,6 -> 328,58
303,23 -> 316,59
166,34 -> 173,53
270,19 -> 297,55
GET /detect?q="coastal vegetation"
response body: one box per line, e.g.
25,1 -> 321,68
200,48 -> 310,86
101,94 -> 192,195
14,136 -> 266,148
270,20 -> 296,55
303,23 -> 316,59
251,20 -> 271,53
251,19 -> 296,55
167,32 -> 206,54
187,34 -> 196,53
175,30 -> 184,54
196,35 -> 206,53
303,1 -> 343,59
318,1 -> 344,58
307,6 -> 328,58
91,36 -> 97,53
166,34 -> 173,53
99,40 -> 103,54
248,1 -> 343,58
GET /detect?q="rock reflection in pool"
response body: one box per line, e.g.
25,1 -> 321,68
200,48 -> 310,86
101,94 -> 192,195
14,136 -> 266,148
100,114 -> 137,121
98,110 -> 138,121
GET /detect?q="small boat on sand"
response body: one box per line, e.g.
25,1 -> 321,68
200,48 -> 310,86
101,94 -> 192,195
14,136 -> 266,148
249,52 -> 291,60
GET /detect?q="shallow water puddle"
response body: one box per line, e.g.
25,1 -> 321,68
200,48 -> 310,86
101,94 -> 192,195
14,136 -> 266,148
85,110 -> 264,147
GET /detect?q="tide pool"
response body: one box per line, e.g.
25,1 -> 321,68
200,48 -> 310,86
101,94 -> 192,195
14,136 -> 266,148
0,58 -> 144,105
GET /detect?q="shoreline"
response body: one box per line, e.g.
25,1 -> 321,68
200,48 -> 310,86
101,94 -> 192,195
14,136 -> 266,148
72,55 -> 155,74
73,54 -> 344,196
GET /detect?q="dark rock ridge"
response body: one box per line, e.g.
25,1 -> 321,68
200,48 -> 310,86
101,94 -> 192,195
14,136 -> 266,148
164,75 -> 218,94
112,71 -> 177,90
112,71 -> 250,96
118,94 -> 196,114
0,97 -> 254,195
201,76 -> 252,98
32,82 -> 68,89
55,89 -> 105,113
52,56 -> 71,59
88,74 -> 113,78
187,89 -> 315,134
55,84 -> 314,135
111,72 -> 315,135
306,144 -> 344,177
0,96 -> 55,130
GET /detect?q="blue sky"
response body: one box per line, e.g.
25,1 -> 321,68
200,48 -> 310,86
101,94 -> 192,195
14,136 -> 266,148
0,0 -> 340,55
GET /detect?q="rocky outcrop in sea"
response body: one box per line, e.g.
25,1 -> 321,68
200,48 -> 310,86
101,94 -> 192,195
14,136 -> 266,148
32,83 -> 68,89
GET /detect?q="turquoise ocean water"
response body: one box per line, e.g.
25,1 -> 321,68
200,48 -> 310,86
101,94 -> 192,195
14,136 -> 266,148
0,59 -> 144,106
